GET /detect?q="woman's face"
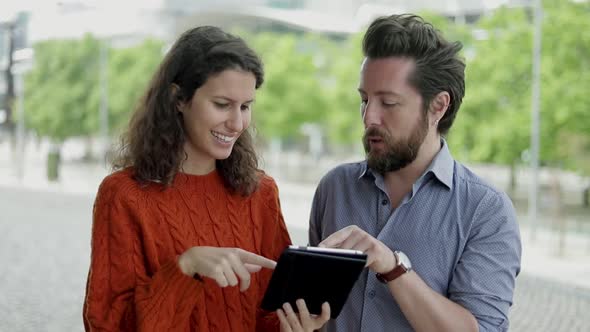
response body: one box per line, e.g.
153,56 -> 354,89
179,69 -> 256,174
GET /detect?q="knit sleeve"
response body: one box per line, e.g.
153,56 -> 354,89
83,174 -> 202,331
255,176 -> 292,332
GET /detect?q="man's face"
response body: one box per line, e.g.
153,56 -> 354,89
359,57 -> 429,173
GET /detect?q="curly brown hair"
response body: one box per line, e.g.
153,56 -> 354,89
112,26 -> 264,195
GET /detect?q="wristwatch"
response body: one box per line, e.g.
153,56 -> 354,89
376,250 -> 412,283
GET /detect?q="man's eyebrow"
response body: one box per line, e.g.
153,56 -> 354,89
357,89 -> 402,97
376,91 -> 402,97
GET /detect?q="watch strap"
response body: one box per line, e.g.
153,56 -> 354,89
375,251 -> 409,283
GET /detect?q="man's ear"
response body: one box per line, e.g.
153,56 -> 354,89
171,83 -> 184,113
430,91 -> 450,126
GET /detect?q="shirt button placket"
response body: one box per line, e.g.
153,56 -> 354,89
377,194 -> 389,232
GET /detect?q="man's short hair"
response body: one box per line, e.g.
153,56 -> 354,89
362,14 -> 465,135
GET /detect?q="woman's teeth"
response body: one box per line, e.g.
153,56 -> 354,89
212,131 -> 232,143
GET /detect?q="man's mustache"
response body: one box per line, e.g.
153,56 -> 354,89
364,127 -> 387,139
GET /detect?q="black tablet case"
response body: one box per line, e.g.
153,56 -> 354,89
261,246 -> 367,319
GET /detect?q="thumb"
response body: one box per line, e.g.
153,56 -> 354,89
245,263 -> 262,273
319,302 -> 331,322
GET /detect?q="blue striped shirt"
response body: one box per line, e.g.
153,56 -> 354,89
309,141 -> 521,332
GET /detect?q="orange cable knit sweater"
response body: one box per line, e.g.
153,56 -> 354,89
83,168 -> 291,331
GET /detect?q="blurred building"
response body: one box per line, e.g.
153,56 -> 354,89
1,0 -> 536,52
26,1 -> 167,47
0,12 -> 29,139
163,0 -> 533,37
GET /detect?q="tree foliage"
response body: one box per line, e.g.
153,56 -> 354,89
107,39 -> 164,135
321,32 -> 364,145
244,32 -> 327,142
24,36 -> 164,142
448,0 -> 590,175
24,35 -> 101,141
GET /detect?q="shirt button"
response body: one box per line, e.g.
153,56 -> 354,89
368,290 -> 376,298
381,199 -> 388,206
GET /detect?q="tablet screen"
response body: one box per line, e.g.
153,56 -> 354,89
261,246 -> 367,318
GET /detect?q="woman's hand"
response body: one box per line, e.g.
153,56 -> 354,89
277,299 -> 330,332
178,246 -> 276,292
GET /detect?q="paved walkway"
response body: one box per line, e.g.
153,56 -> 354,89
511,274 -> 590,331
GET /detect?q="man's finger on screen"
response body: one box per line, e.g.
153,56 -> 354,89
319,226 -> 354,247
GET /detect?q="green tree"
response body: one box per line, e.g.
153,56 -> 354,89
23,36 -> 165,180
24,35 -> 101,180
108,39 -> 164,135
448,7 -> 532,176
244,32 -> 328,144
539,0 -> 590,173
322,32 -> 364,146
25,35 -> 101,140
449,0 -> 590,186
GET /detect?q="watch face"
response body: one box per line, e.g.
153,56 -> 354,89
396,251 -> 412,270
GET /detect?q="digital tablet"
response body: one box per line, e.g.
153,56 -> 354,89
261,245 -> 367,319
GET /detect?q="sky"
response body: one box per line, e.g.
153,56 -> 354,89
1,0 -> 164,21
1,0 -> 167,42
3,0 -> 586,43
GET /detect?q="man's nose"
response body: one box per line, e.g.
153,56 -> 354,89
362,100 -> 381,128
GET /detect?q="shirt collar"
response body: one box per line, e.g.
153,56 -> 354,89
358,139 -> 454,190
358,160 -> 370,179
424,139 -> 454,190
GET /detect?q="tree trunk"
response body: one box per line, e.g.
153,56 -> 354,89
47,141 -> 61,182
509,161 -> 517,198
550,169 -> 565,257
269,138 -> 282,178
83,136 -> 95,162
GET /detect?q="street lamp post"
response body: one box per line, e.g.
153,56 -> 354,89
11,47 -> 34,182
1,20 -> 16,147
13,69 -> 24,180
99,40 -> 109,162
529,0 -> 542,242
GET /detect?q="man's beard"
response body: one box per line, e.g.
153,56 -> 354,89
363,113 -> 429,173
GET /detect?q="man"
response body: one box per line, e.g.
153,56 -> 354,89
309,14 -> 521,332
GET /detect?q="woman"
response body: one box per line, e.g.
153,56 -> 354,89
83,26 -> 329,332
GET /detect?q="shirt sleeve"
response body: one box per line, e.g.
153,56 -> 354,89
83,178 -> 203,331
448,190 -> 522,331
308,181 -> 325,247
